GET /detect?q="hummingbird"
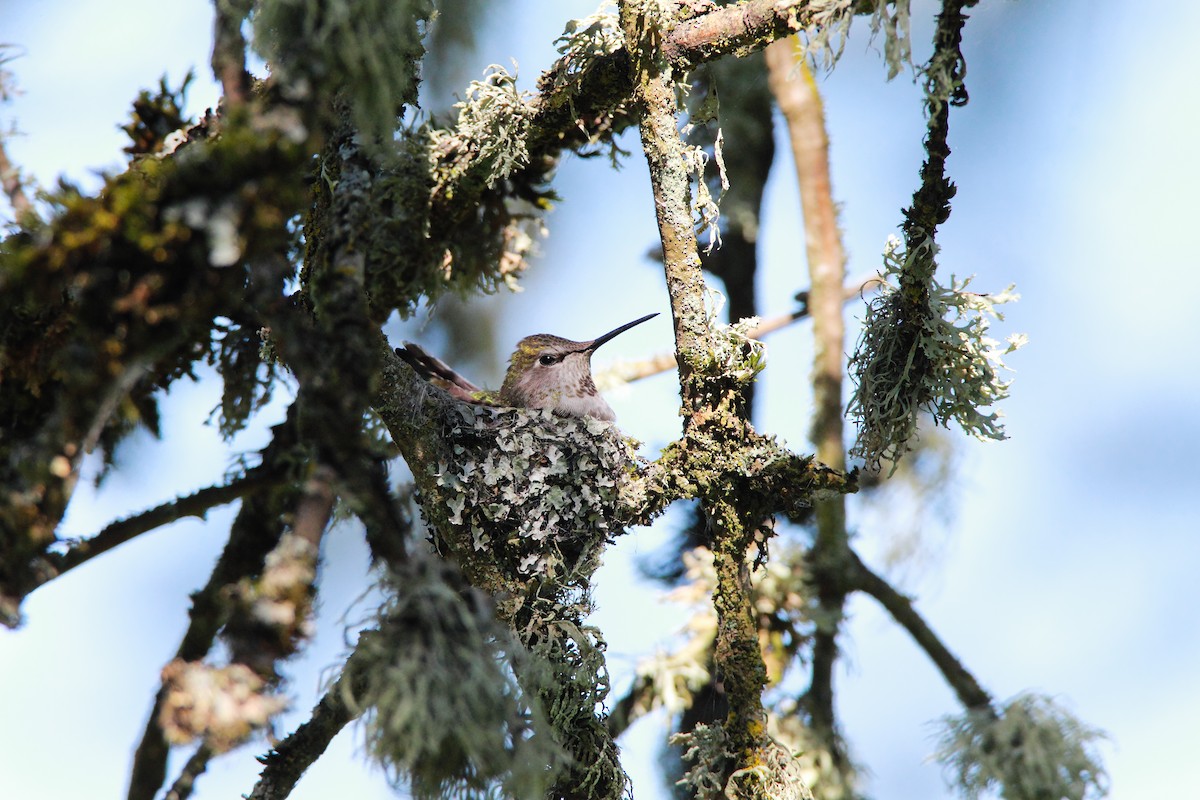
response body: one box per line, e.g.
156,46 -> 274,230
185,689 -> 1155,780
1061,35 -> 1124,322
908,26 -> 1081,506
396,313 -> 658,422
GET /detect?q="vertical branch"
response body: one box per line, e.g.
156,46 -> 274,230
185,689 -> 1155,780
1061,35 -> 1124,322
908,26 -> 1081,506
618,6 -> 711,412
765,36 -> 853,776
619,1 -> 771,777
692,53 -> 775,410
898,0 -> 976,329
764,42 -> 846,474
211,0 -> 253,106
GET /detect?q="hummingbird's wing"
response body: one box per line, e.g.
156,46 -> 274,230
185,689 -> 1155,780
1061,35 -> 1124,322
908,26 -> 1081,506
395,343 -> 484,404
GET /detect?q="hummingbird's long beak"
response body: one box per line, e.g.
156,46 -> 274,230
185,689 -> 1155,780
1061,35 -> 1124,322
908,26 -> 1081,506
585,313 -> 659,353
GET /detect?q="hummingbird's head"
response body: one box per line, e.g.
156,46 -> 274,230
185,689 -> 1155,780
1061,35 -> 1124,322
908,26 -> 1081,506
497,313 -> 658,420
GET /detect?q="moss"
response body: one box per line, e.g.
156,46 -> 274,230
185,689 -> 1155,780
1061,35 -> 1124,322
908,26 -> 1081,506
847,236 -> 1023,471
252,0 -> 432,145
341,559 -> 563,799
0,95 -> 314,622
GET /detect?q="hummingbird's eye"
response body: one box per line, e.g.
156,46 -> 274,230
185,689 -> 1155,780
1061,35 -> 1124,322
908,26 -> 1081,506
538,354 -> 557,366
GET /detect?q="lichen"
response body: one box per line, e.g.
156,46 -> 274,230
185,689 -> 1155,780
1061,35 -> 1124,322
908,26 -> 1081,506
552,4 -> 626,93
252,0 -> 432,144
798,0 -> 912,78
674,722 -> 816,800
847,235 -> 1024,472
340,558 -> 563,799
429,65 -> 536,194
394,402 -> 634,798
934,694 -> 1108,800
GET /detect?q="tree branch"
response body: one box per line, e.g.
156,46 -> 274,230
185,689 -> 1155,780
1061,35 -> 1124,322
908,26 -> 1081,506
163,742 -> 214,800
848,548 -> 994,714
663,0 -> 811,68
210,0 -> 253,106
40,472 -> 275,588
529,0 -> 816,149
606,675 -> 657,740
127,413 -> 301,800
765,37 -> 852,768
619,0 -> 781,777
248,671 -> 360,800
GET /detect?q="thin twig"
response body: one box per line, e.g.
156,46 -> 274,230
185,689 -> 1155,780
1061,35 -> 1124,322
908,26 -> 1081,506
40,471 -> 276,589
606,674 -> 657,739
163,742 -> 215,800
248,671 -> 361,800
597,275 -> 880,384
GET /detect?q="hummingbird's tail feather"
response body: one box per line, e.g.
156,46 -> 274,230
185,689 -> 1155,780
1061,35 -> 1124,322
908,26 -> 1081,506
396,343 -> 482,404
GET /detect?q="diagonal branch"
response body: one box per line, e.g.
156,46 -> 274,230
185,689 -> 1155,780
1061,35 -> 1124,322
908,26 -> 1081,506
848,548 -> 994,714
163,742 -> 214,800
40,471 -> 276,588
127,413 -> 301,800
248,669 -> 361,800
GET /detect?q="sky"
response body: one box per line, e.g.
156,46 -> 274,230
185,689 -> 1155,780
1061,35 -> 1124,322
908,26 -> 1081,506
3,1 -> 1200,799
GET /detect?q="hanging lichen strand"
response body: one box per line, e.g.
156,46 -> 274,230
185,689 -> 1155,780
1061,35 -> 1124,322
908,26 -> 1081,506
847,0 -> 1025,471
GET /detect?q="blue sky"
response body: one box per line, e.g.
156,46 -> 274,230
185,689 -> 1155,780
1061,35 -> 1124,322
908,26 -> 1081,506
2,1 -> 1199,799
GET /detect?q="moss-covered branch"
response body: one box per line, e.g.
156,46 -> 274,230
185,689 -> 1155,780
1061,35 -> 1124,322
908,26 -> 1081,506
846,0 -> 1015,470
0,92 -> 315,627
248,664 -> 361,800
616,2 -> 849,792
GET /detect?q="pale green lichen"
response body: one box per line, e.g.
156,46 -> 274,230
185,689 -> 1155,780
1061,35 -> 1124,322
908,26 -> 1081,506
848,235 -> 1024,471
252,0 -> 432,143
700,290 -> 767,382
682,135 -> 727,253
767,707 -> 860,800
553,3 -> 625,90
673,723 -> 813,800
429,64 -> 535,192
799,0 -> 912,78
340,558 -> 563,799
415,406 -> 634,798
934,694 -> 1108,800
673,723 -> 735,800
728,740 -> 816,800
870,0 -> 913,79
546,4 -> 633,165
